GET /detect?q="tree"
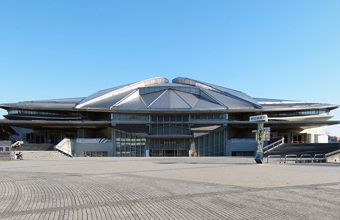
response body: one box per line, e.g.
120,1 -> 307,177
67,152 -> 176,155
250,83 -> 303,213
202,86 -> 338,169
0,124 -> 18,140
328,135 -> 339,142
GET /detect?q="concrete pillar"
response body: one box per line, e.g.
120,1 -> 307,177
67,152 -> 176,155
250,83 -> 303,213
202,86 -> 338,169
190,139 -> 195,151
77,129 -> 85,138
224,127 -> 228,156
111,128 -> 116,157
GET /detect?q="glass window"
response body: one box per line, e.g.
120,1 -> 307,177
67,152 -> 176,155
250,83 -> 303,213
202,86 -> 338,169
182,124 -> 189,134
164,124 -> 170,134
170,124 -> 176,134
151,124 -> 158,134
176,125 -> 182,134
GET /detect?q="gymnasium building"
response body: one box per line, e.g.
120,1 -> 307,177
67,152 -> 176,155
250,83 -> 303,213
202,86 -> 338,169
0,77 -> 338,157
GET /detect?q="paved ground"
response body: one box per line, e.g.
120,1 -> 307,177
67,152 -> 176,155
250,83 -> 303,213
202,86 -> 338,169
0,157 -> 339,220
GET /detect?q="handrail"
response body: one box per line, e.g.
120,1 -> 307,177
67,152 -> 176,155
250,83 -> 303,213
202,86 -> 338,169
285,154 -> 297,163
325,149 -> 340,157
11,141 -> 23,148
263,137 -> 285,153
313,154 -> 326,163
299,154 -> 312,163
267,155 -> 281,163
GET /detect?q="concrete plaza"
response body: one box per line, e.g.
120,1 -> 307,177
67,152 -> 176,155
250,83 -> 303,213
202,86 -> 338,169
0,157 -> 339,219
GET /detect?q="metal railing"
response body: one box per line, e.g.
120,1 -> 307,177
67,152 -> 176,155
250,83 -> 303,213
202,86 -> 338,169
11,141 -> 23,148
299,154 -> 312,163
325,149 -> 340,158
284,155 -> 297,163
267,155 -> 282,163
263,137 -> 285,153
313,154 -> 326,163
267,153 -> 330,164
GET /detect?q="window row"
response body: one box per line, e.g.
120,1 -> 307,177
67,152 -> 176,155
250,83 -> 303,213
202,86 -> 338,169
194,130 -> 225,156
151,115 -> 189,122
112,114 -> 149,120
231,151 -> 255,156
85,151 -> 108,157
191,114 -> 227,120
8,109 -> 77,116
115,130 -> 146,157
25,133 -> 62,144
0,147 -> 10,151
150,124 -> 190,135
267,109 -> 329,117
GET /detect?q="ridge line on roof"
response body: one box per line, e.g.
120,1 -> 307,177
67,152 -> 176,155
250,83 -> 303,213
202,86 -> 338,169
172,90 -> 193,108
173,77 -> 262,109
201,89 -> 228,109
110,89 -> 139,109
75,77 -> 168,109
147,89 -> 168,108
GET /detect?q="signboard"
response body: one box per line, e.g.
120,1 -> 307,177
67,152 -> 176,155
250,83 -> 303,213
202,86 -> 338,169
264,127 -> 271,141
76,138 -> 109,143
231,138 -> 257,143
249,115 -> 268,122
0,141 -> 12,160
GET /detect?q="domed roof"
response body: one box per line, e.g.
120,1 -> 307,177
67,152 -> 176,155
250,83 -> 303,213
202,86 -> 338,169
75,77 -> 262,112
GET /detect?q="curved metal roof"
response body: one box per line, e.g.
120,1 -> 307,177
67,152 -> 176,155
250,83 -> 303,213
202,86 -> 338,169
172,77 -> 262,108
1,77 -> 338,114
73,77 -> 261,112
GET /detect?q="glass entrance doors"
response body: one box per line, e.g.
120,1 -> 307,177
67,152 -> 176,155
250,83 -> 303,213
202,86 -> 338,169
150,149 -> 189,157
149,138 -> 190,157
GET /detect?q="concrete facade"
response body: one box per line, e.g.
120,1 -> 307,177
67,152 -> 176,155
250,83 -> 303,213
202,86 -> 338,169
0,77 -> 339,157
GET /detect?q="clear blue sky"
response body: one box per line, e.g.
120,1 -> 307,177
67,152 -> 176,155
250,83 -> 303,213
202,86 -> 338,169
0,0 -> 339,136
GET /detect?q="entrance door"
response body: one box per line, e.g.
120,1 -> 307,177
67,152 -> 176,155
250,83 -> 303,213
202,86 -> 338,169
150,149 -> 189,157
164,150 -> 176,157
149,138 -> 190,157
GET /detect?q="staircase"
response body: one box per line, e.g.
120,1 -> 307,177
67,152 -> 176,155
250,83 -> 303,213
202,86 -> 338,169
18,143 -> 54,151
17,151 -> 71,160
12,141 -> 74,160
264,143 -> 340,157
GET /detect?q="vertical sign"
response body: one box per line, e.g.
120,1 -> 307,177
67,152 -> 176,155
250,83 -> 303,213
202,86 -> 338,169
264,127 -> 271,141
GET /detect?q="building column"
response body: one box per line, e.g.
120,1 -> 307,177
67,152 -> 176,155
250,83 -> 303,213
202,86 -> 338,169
224,127 -> 229,156
111,128 -> 116,157
77,129 -> 85,138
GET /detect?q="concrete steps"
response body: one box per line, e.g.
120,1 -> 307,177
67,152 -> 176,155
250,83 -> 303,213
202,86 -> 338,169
16,151 -> 71,160
264,143 -> 340,157
19,143 -> 54,151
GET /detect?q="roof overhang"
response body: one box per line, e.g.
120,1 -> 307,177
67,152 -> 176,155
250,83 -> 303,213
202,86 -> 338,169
227,120 -> 340,130
0,120 -> 111,129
